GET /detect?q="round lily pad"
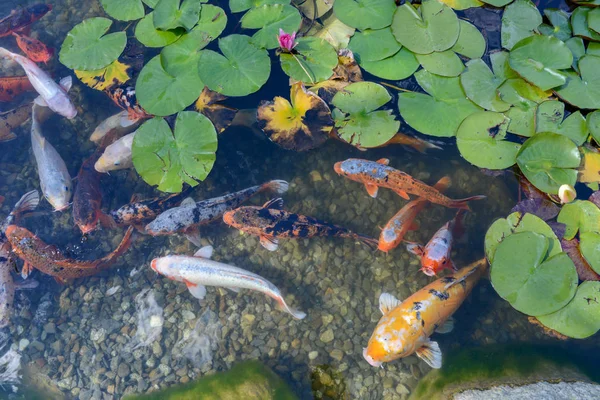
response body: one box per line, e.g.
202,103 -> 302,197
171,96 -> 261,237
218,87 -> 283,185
60,17 -> 127,70
161,29 -> 211,75
516,132 -> 581,195
101,0 -> 145,21
416,50 -> 464,77
132,112 -> 218,193
198,34 -> 271,97
482,0 -> 513,6
460,59 -> 511,112
451,20 -> 486,59
153,0 -> 201,31
588,110 -> 600,143
538,8 -> 572,41
498,77 -> 551,137
391,0 -> 459,54
229,0 -> 285,13
501,0 -> 542,50
333,0 -> 396,31
195,5 -> 228,39
241,4 -> 302,49
348,28 -> 401,62
589,8 -> 600,34
360,48 -> 419,80
135,12 -> 183,48
572,7 -> 600,42
580,232 -> 600,274
491,231 -> 578,316
456,111 -> 520,169
535,100 -> 588,145
279,37 -> 337,83
508,35 -> 572,91
537,281 -> 600,339
555,55 -> 600,110
557,200 -> 600,240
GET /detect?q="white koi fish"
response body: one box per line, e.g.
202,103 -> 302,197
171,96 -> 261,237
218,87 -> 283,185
90,110 -> 139,144
94,131 -> 135,173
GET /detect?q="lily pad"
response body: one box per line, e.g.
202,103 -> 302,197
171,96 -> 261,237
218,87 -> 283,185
135,12 -> 183,48
482,0 -> 513,6
591,9 -> 600,34
153,0 -> 201,31
348,28 -> 401,62
565,37 -> 586,72
491,232 -> 578,316
535,100 -> 588,145
555,55 -> 600,110
538,9 -> 572,41
360,48 -> 419,80
498,78 -> 551,136
241,4 -> 302,49
60,17 -> 127,70
195,5 -> 227,38
456,111 -> 520,169
198,34 -> 271,96
257,82 -> 333,151
331,81 -> 399,148
516,132 -> 581,195
460,58 -> 511,112
333,0 -> 395,31
557,200 -> 600,240
572,7 -> 600,42
279,37 -> 337,84
451,20 -> 486,59
438,0 -> 483,10
501,0 -> 542,50
294,0 -> 333,19
537,281 -> 600,339
161,29 -> 211,75
580,232 -> 600,274
229,0 -> 287,13
391,0 -> 460,54
588,110 -> 600,143
132,112 -> 217,193
416,50 -> 464,77
101,0 -> 145,21
508,35 -> 572,91
75,60 -> 131,91
307,11 -> 355,50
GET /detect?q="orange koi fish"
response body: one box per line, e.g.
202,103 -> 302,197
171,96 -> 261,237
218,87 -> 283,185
0,4 -> 52,38
363,259 -> 487,369
6,225 -> 133,281
0,75 -> 35,102
378,176 -> 451,253
223,198 -> 378,251
334,158 -> 486,210
13,33 -> 52,63
406,210 -> 466,276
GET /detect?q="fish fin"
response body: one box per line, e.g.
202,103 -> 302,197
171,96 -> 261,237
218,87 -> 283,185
379,292 -> 401,315
416,339 -> 442,369
120,114 -> 138,128
435,317 -> 454,334
433,176 -> 451,192
13,190 -> 39,215
275,297 -> 307,320
449,195 -> 486,211
394,189 -> 410,200
225,286 -> 240,293
193,245 -> 213,259
262,198 -> 284,210
59,76 -> 73,92
181,197 -> 195,207
15,279 -> 39,290
33,96 -> 47,107
376,158 -> 390,165
0,132 -> 17,142
21,262 -> 33,279
99,212 -> 117,230
54,277 -> 68,285
264,180 -> 289,194
444,265 -> 480,290
365,183 -> 379,198
408,221 -> 420,231
260,235 -> 279,251
186,281 -> 207,300
184,228 -> 202,247
405,242 -> 424,257
357,234 -> 379,251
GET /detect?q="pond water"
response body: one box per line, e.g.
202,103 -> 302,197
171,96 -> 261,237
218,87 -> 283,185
0,0 -> 598,399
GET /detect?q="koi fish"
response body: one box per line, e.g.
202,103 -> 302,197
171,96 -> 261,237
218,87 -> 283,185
6,225 -> 134,281
145,181 -> 289,242
0,104 -> 29,142
0,47 -> 76,119
334,158 -> 486,210
151,245 -> 306,320
90,110 -> 139,144
0,75 -> 34,102
379,176 -> 451,253
406,210 -> 466,276
363,259 -> 487,369
223,198 -> 379,251
94,131 -> 134,173
13,33 -> 52,64
105,86 -> 150,122
0,4 -> 52,38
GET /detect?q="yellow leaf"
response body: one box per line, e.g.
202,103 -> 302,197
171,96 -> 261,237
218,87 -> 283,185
580,146 -> 600,183
75,60 -> 131,91
195,87 -> 237,134
438,0 -> 483,10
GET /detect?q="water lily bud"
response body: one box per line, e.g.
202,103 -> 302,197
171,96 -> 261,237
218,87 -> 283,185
558,184 -> 576,204
277,29 -> 297,52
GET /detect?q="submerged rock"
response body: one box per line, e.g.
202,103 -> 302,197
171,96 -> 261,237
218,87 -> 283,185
311,364 -> 348,400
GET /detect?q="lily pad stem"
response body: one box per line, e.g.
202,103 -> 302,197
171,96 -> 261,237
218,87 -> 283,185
378,81 -> 416,93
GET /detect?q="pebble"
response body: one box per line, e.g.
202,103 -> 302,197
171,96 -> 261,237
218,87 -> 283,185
18,338 -> 29,351
330,349 -> 344,361
118,363 -> 130,378
320,329 -> 334,343
309,351 -> 319,360
396,383 -> 410,395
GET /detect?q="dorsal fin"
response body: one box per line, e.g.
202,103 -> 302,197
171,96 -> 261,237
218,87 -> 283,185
194,245 -> 213,259
181,197 -> 195,207
379,292 -> 401,314
376,158 -> 389,165
263,198 -> 284,209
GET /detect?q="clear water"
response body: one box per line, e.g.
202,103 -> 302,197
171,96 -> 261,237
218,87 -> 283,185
0,0 -> 598,399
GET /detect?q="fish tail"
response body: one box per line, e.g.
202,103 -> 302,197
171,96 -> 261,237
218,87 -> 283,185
433,176 -> 451,192
0,47 -> 14,59
449,195 -> 486,211
12,190 -> 39,216
356,234 -> 379,251
263,180 -> 289,194
410,137 -> 443,154
98,226 -> 134,268
275,297 -> 306,320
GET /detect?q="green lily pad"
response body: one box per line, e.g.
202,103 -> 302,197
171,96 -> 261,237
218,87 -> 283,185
587,110 -> 600,143
516,132 -> 581,195
537,281 -> 600,339
491,232 -> 578,316
485,211 -> 562,263
295,0 -> 333,19
580,232 -> 600,274
416,50 -> 464,77
391,0 -> 460,55
143,0 -> 160,7
555,55 -> 600,110
508,35 -> 572,91
557,200 -> 600,240
154,0 -> 201,31
535,100 -> 588,145
572,7 -> 600,41
161,29 -> 211,75
451,20 -> 486,59
279,37 -> 337,84
438,0 -> 483,10
195,5 -> 227,38
588,42 -> 600,56
565,37 -> 586,72
482,0 -> 513,6
241,4 -> 301,49
101,0 -> 145,21
331,82 -> 399,148
498,78 -> 551,137
538,9 -> 572,41
398,70 -> 480,137
307,11 -> 355,50
132,112 -> 218,193
360,48 -> 419,80
333,0 -> 395,31
60,17 -> 127,70
198,34 -> 271,96
348,27 -> 401,62
456,111 -> 520,169
501,0 -> 542,50
230,0 -> 286,13
135,12 -> 183,48
460,58 -> 511,112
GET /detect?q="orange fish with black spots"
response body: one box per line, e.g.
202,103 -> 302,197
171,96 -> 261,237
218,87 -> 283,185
13,33 -> 52,63
0,76 -> 34,102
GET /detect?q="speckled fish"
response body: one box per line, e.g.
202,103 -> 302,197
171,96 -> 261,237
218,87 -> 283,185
334,158 -> 485,210
145,180 -> 289,240
31,105 -> 72,211
406,210 -> 466,276
0,4 -> 52,38
151,246 -> 306,320
0,75 -> 34,102
90,110 -> 139,144
0,48 -> 76,119
13,33 -> 52,64
222,198 -> 378,251
378,177 -> 450,253
6,225 -> 134,281
94,131 -> 134,173
105,86 -> 150,122
363,259 -> 487,369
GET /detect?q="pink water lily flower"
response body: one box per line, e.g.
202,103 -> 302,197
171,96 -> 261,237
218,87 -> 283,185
277,29 -> 298,52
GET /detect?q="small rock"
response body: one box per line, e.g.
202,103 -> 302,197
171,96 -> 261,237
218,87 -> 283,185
330,349 -> 344,361
310,170 -> 323,182
320,329 -> 334,343
18,339 -> 29,351
90,328 -> 106,343
43,322 -> 56,334
309,351 -> 318,360
396,383 -> 410,395
117,363 -> 130,378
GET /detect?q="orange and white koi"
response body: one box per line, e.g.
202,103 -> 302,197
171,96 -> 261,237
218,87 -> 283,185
334,158 -> 485,210
363,259 -> 487,369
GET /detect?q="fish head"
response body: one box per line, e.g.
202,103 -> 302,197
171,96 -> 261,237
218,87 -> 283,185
29,4 -> 53,17
45,180 -> 72,212
222,209 -> 244,229
364,315 -> 413,367
334,159 -> 361,177
378,228 -> 399,252
52,95 -> 77,119
150,257 -> 183,282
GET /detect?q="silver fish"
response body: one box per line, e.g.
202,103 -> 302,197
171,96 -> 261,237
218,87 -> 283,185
94,131 -> 135,173
151,246 -> 306,319
0,48 -> 77,119
31,105 -> 72,211
90,110 -> 139,144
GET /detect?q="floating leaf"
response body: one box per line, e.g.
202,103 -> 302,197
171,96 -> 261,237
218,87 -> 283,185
498,78 -> 551,137
257,82 -> 333,151
153,0 -> 201,31
501,0 -> 542,50
333,0 -> 395,31
229,0 -> 286,13
588,110 -> 600,143
75,60 -> 131,91
456,111 -> 520,169
195,87 -> 237,134
516,132 -> 581,195
482,0 -> 513,6
132,112 -> 218,193
360,48 -> 419,80
307,11 -> 355,50
572,7 -> 600,42
391,0 -> 459,54
538,9 -> 572,41
195,5 -> 227,38
416,50 -> 464,77
294,0 -> 333,19
511,198 -> 560,221
591,8 -> 600,35
535,100 -> 588,145
101,0 -> 145,21
580,232 -> 600,274
280,37 -> 338,83
135,12 -> 183,48
438,0 -> 483,10
460,58 -> 510,112
198,34 -> 271,96
565,37 -> 586,72
451,20 -> 486,59
161,29 -> 211,75
241,4 -> 302,49
348,27 -> 401,62
557,200 -> 600,240
555,55 -> 600,110
60,17 -> 127,70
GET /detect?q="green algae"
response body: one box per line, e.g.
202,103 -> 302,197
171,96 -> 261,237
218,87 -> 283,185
311,364 -> 349,400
